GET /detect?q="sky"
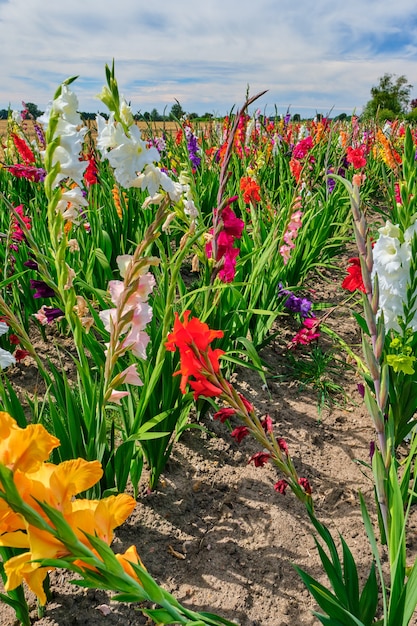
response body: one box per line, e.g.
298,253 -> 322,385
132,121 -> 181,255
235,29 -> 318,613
0,0 -> 417,119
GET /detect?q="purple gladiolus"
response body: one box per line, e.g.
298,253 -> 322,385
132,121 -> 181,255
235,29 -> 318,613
278,284 -> 313,318
30,279 -> 55,299
24,258 -> 39,270
44,307 -> 65,323
185,127 -> 201,169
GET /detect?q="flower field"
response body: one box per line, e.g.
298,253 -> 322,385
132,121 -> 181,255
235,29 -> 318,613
1,64 -> 417,625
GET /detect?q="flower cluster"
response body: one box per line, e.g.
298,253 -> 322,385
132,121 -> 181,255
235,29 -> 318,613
9,204 -> 31,249
39,85 -> 88,189
289,317 -> 321,348
372,220 -> 417,332
278,284 -> 313,318
240,176 -> 261,204
99,253 -> 158,404
346,145 -> 367,169
185,125 -> 201,169
289,135 -> 313,183
206,199 -> 245,283
0,411 -> 138,606
165,310 -> 225,399
280,196 -> 303,264
99,255 -> 155,366
166,312 -> 313,504
96,111 -> 160,189
5,163 -> 46,183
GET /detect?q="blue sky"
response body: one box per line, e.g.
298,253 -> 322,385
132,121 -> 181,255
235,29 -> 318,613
0,0 -> 416,118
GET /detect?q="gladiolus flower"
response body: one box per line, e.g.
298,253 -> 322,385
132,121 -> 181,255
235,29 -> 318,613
346,145 -> 366,169
11,133 -> 35,164
0,412 -> 60,473
277,438 -> 288,454
342,257 -> 366,293
109,390 -> 130,405
261,414 -> 273,433
238,393 -> 254,414
274,479 -> 288,495
6,164 -> 46,182
230,426 -> 249,443
298,477 -> 312,495
290,317 -> 320,347
248,451 -> 271,467
292,136 -> 312,159
115,545 -> 146,582
240,176 -> 261,204
14,349 -> 30,362
30,280 -> 55,299
166,311 -> 223,354
166,311 -> 225,398
213,407 -> 236,423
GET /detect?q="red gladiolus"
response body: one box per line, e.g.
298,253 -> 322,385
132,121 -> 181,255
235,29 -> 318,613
248,451 -> 271,467
84,153 -> 98,186
274,479 -> 288,495
277,438 -> 288,454
166,311 -> 225,399
230,426 -> 249,443
298,477 -> 312,495
346,145 -> 366,169
6,164 -> 46,182
261,414 -> 273,433
290,317 -> 320,347
11,133 -> 35,164
342,257 -> 365,293
166,311 -> 224,353
240,176 -> 261,204
213,407 -> 236,423
289,157 -> 302,182
14,349 -> 30,362
238,394 -> 254,414
11,205 -> 31,243
188,377 -> 223,400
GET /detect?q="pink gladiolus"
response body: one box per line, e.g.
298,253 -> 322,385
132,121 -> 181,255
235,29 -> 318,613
279,244 -> 292,265
109,390 -> 130,404
119,364 -> 143,386
290,317 -> 320,347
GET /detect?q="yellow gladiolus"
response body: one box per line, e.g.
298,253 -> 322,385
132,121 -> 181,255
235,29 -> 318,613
0,411 -> 59,473
115,544 -> 146,581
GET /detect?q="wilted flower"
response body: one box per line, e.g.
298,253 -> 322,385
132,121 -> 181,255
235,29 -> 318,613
274,479 -> 288,495
230,426 -> 249,443
248,451 -> 271,467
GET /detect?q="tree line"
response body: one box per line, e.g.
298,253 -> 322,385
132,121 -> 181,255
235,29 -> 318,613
1,75 -> 416,122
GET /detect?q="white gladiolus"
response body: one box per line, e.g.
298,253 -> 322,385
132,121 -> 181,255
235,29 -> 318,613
39,84 -> 87,188
0,322 -> 16,369
372,220 -> 417,332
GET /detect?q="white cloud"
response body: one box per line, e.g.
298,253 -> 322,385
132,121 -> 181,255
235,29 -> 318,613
0,0 -> 416,116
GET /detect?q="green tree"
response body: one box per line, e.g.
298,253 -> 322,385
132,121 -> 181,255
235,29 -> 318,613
170,101 -> 185,120
25,102 -> 43,119
363,73 -> 413,118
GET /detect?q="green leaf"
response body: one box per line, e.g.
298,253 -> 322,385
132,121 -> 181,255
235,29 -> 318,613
402,561 -> 417,625
360,493 -> 388,621
359,563 -> 378,625
341,536 -> 360,616
352,311 -> 370,336
141,608 -> 177,623
295,567 -> 366,626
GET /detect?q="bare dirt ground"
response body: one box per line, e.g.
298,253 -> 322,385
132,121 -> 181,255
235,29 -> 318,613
2,264 -> 416,626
